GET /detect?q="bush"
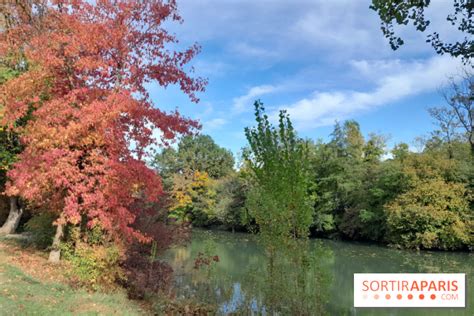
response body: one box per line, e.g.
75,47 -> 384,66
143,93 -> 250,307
385,179 -> 473,250
24,213 -> 56,249
61,227 -> 125,291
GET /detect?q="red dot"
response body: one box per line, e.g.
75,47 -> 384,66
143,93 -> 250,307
408,294 -> 413,300
397,294 -> 402,300
419,294 -> 425,300
385,294 -> 391,300
374,294 -> 379,300
430,294 -> 436,300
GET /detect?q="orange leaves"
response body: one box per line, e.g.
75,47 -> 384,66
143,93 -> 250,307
2,0 -> 205,243
1,68 -> 50,127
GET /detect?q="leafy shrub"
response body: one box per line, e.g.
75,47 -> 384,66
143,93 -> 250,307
385,179 -> 473,250
24,213 -> 56,249
61,227 -> 124,291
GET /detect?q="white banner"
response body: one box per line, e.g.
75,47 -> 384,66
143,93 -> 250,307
354,273 -> 465,308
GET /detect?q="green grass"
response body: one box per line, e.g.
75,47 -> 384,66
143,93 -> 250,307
0,248 -> 148,316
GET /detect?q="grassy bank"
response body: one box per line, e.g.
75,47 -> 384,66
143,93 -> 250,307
0,237 -> 148,316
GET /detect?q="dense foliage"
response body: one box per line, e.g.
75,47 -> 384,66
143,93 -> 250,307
158,104 -> 473,251
154,134 -> 245,230
243,101 -> 313,240
0,0 -> 205,306
385,179 -> 472,250
154,134 -> 235,180
1,0 -> 205,258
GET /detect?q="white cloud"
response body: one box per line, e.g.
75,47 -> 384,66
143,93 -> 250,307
203,117 -> 227,131
172,0 -> 457,65
279,55 -> 463,129
229,42 -> 279,59
232,84 -> 279,113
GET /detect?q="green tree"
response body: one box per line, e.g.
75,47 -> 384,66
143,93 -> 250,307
364,133 -> 386,162
213,173 -> 248,232
243,100 -> 326,314
392,142 -> 410,162
154,134 -> 235,180
244,101 -> 314,240
312,121 -> 367,238
345,120 -> 365,160
370,0 -> 473,63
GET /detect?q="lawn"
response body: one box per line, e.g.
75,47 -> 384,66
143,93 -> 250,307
0,238 -> 148,316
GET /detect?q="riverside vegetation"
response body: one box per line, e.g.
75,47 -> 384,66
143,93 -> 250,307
0,0 -> 472,315
155,100 -> 473,251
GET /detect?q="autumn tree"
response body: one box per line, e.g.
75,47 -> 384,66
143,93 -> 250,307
169,170 -> 216,225
0,0 -> 46,234
1,0 -> 205,262
385,179 -> 472,250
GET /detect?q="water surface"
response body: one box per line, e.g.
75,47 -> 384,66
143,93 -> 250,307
163,229 -> 473,315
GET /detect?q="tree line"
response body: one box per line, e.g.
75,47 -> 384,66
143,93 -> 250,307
155,92 -> 473,251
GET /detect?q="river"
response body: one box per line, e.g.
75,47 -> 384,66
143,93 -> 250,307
163,229 -> 473,315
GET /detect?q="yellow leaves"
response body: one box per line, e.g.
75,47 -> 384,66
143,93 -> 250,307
192,170 -> 211,186
170,190 -> 192,211
384,178 -> 472,249
170,170 -> 209,212
169,170 -> 216,220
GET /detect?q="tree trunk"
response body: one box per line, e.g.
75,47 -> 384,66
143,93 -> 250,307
0,196 -> 23,235
48,221 -> 64,263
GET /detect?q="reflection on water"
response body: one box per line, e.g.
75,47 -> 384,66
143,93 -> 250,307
162,229 -> 473,315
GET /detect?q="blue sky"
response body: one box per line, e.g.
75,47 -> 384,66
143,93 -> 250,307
149,0 -> 468,156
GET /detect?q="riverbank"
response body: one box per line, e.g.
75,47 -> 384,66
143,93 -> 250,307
0,236 -> 149,315
204,225 -> 473,253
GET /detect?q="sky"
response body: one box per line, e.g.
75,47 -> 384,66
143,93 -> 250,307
148,0 -> 468,156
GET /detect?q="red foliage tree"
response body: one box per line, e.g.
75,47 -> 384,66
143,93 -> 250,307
0,0 -> 205,261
